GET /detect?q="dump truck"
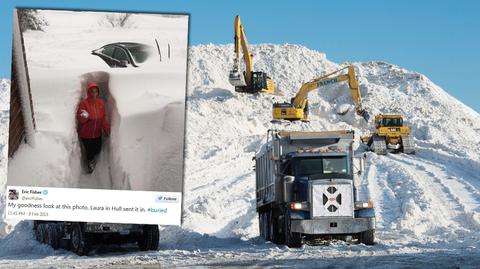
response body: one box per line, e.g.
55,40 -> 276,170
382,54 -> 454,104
33,221 -> 159,255
255,130 -> 375,247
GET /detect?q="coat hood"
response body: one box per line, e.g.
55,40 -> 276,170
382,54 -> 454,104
86,82 -> 99,99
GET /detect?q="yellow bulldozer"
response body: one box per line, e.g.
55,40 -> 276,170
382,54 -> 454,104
272,65 -> 369,121
228,15 -> 275,94
362,114 -> 415,154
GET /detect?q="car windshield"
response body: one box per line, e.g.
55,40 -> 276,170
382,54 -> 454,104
295,156 -> 349,177
128,45 -> 153,63
382,117 -> 402,127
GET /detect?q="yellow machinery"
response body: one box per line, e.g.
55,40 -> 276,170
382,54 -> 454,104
272,65 -> 369,121
228,15 -> 275,94
362,114 -> 415,154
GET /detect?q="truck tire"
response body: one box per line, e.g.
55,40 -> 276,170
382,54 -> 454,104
138,225 -> 159,251
265,211 -> 271,242
40,224 -> 48,244
46,224 -> 60,249
259,212 -> 269,241
284,213 -> 302,248
35,223 -> 45,243
269,211 -> 285,244
70,223 -> 90,256
359,229 -> 375,245
258,213 -> 264,239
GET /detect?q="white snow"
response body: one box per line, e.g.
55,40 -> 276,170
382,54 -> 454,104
0,12 -> 480,268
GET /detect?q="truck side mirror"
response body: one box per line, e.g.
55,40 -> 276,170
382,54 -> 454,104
358,157 -> 365,175
283,175 -> 295,203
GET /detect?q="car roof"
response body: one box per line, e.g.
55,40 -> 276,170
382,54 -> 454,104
104,42 -> 148,49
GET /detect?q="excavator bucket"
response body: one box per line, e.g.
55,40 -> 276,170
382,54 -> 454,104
357,109 -> 370,122
228,69 -> 246,87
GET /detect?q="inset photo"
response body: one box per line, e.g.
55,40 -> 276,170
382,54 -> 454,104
6,8 -> 189,225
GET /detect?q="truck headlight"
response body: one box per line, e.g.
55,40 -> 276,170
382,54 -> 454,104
290,201 -> 309,211
355,201 -> 374,209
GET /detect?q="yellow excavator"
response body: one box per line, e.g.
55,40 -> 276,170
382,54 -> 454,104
362,114 -> 415,154
228,15 -> 275,94
272,65 -> 369,121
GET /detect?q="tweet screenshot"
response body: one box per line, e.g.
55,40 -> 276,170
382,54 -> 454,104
5,9 -> 189,225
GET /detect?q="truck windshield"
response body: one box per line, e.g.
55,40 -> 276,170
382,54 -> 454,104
296,156 -> 349,177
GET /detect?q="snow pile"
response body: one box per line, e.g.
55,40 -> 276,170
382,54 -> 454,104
167,43 -> 480,249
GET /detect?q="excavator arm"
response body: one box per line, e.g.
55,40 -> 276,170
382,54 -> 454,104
232,15 -> 253,86
274,65 -> 369,121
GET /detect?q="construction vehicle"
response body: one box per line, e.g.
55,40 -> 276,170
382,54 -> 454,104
228,15 -> 275,94
255,130 -> 376,247
272,66 -> 369,121
362,114 -> 415,155
33,220 -> 159,255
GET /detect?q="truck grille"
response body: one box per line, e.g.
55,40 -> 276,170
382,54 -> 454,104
311,180 -> 354,218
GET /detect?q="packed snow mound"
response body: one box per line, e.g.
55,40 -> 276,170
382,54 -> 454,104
172,43 -> 480,247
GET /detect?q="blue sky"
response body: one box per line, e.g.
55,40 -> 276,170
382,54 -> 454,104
1,0 -> 479,112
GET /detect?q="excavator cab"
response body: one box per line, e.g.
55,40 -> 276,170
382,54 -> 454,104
235,71 -> 274,94
376,116 -> 403,128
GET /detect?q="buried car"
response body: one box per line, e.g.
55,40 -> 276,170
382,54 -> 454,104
92,41 -> 169,68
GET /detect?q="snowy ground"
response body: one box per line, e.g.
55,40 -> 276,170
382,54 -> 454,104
1,27 -> 480,269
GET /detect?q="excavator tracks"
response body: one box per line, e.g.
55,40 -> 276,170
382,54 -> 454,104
401,135 -> 415,154
371,135 -> 387,155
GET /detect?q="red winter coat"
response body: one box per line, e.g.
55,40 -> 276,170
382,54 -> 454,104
77,83 -> 110,139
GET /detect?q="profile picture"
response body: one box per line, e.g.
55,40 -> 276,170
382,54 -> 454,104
8,189 -> 19,200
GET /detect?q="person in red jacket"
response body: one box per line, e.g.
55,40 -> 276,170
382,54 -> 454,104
77,82 -> 110,173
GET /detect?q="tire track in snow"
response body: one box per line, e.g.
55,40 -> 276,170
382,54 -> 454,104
364,153 -> 442,243
387,153 -> 480,235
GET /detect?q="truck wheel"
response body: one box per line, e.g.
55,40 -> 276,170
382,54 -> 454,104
35,223 -> 45,243
71,223 -> 90,256
265,211 -> 271,242
284,213 -> 302,248
138,225 -> 159,251
286,231 -> 302,248
46,224 -> 60,249
360,229 -> 375,245
40,224 -> 48,244
259,212 -> 269,241
258,213 -> 264,239
269,212 -> 284,244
